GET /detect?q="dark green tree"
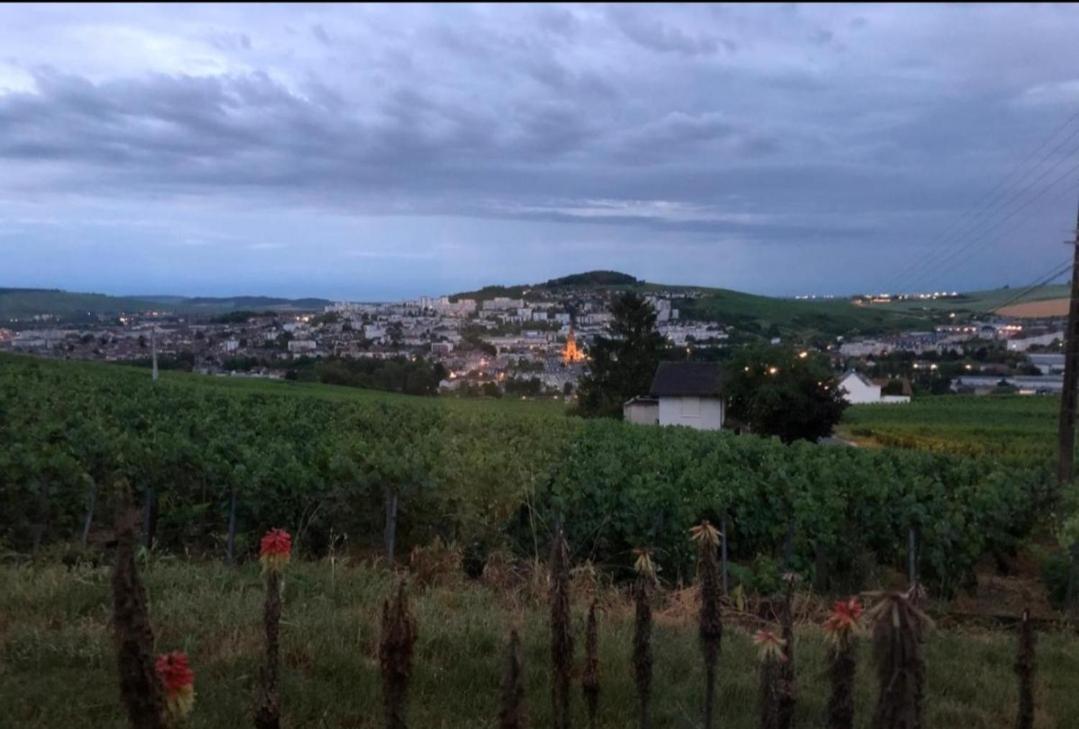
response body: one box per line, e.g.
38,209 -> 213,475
725,345 -> 847,443
575,293 -> 666,418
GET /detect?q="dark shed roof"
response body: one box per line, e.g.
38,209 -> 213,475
649,361 -> 726,397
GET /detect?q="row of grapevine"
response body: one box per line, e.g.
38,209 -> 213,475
0,354 -> 1052,595
533,419 -> 1050,593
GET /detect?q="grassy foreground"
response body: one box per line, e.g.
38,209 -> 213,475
2,559 -> 1078,729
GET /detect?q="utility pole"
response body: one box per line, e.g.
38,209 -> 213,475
1057,198 -> 1079,486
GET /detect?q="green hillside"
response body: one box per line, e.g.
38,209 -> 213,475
454,271 -> 934,338
0,288 -> 158,321
0,288 -> 331,323
674,289 -> 930,338
5,273 -> 1056,338
867,284 -> 1069,315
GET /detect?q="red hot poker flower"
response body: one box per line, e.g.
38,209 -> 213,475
823,597 -> 864,642
155,651 -> 195,724
259,528 -> 292,572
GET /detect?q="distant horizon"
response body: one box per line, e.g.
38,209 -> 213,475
0,270 -> 1066,306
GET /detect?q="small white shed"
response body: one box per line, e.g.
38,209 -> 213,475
649,362 -> 726,431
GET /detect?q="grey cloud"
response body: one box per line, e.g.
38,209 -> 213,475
609,7 -> 732,56
3,4 -> 1079,296
311,24 -> 331,46
207,31 -> 251,52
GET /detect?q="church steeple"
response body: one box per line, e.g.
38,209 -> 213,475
562,326 -> 585,364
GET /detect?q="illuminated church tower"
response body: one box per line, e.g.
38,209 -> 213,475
562,326 -> 586,365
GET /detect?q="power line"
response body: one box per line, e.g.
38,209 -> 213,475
891,110 -> 1079,292
984,258 -> 1073,316
901,155 -> 1079,295
889,110 -> 1079,295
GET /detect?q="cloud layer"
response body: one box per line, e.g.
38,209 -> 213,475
2,4 -> 1079,298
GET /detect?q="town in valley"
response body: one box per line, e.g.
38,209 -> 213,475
1,271 -> 1068,417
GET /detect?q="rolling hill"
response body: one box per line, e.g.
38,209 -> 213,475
5,271 -> 1061,338
0,288 -> 331,323
454,270 -> 934,337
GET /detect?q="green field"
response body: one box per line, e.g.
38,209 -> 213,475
3,559 -> 1078,729
860,284 -> 1069,315
675,289 -> 930,338
840,395 -> 1061,464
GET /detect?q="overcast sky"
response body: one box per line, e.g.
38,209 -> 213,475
3,4 -> 1079,300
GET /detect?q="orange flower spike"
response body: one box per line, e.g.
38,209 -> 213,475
753,629 -> 787,663
823,597 -> 864,642
155,651 -> 195,724
259,528 -> 292,573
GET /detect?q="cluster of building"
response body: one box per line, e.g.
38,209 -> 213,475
4,280 -> 1070,405
1,287 -> 730,398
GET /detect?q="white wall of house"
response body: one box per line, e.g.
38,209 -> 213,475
624,401 -> 659,425
657,396 -> 724,430
838,373 -> 881,404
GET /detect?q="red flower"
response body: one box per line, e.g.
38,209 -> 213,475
155,651 -> 195,723
259,528 -> 292,572
823,597 -> 864,641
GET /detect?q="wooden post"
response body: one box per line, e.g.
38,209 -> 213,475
907,526 -> 918,590
720,514 -> 729,596
226,486 -> 238,565
782,518 -> 795,570
151,326 -> 159,384
384,488 -> 399,564
1057,201 -> 1079,486
80,480 -> 97,547
142,488 -> 156,549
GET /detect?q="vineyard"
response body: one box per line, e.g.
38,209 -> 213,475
0,353 -> 1055,596
839,395 -> 1062,464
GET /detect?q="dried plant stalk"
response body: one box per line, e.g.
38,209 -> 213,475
632,577 -> 653,729
379,580 -> 417,729
499,629 -> 527,729
776,579 -> 796,729
254,570 -> 282,729
549,531 -> 574,729
827,641 -> 856,729
868,590 -> 930,729
582,601 -> 600,729
759,653 -> 781,729
824,597 -> 863,729
111,504 -> 164,729
754,629 -> 786,729
1014,609 -> 1036,729
692,522 -> 723,729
